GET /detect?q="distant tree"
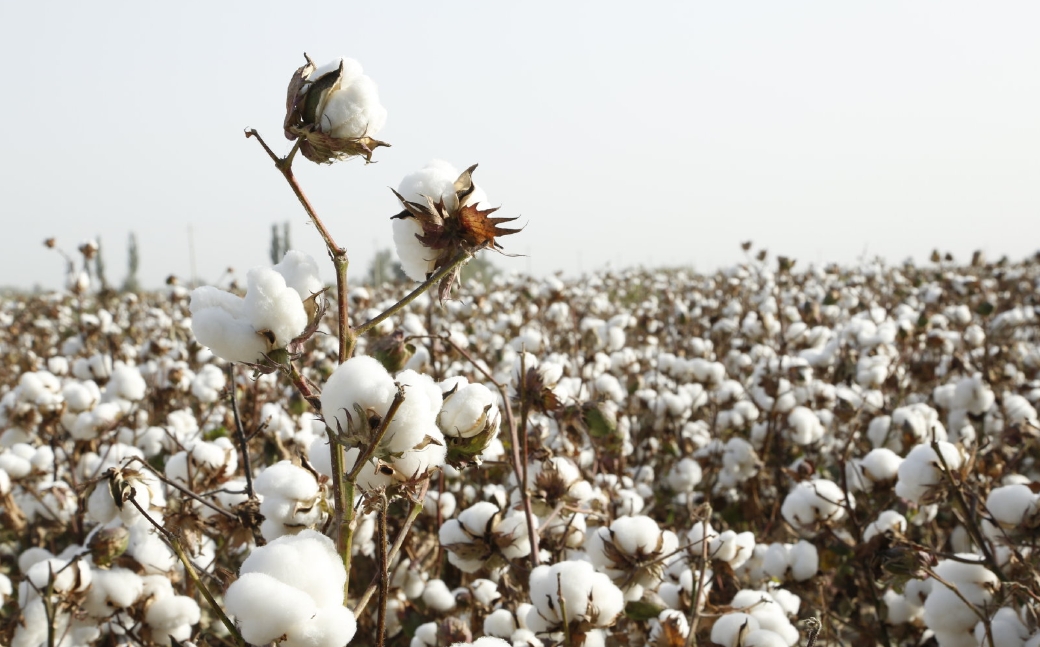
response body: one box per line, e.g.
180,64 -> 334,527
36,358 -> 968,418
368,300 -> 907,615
366,248 -> 407,285
122,232 -> 140,292
269,221 -> 292,263
269,224 -> 281,264
94,236 -> 109,290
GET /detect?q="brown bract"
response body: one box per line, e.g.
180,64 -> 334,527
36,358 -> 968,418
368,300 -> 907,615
391,164 -> 521,301
282,53 -> 389,164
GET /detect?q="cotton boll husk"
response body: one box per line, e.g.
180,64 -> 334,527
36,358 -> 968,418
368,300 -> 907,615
711,613 -> 761,647
225,572 -> 318,645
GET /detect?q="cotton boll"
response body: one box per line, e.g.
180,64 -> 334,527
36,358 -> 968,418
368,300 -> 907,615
780,480 -> 847,534
786,406 -> 824,445
392,218 -> 435,281
711,613 -> 761,647
526,560 -> 625,632
484,609 -> 517,638
244,268 -> 309,348
320,356 -> 397,443
189,287 -> 269,364
863,510 -> 907,543
190,364 -> 226,403
789,541 -> 819,581
986,484 -> 1040,529
895,442 -> 964,504
283,604 -> 357,647
423,579 -> 457,611
975,607 -> 1029,647
225,572 -> 319,645
743,629 -> 789,647
145,594 -> 200,644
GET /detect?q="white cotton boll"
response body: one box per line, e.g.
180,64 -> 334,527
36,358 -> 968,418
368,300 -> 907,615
976,607 -> 1030,647
863,510 -> 907,542
189,287 -> 269,364
108,362 -> 146,401
987,484 -> 1040,529
392,218 -> 435,281
321,356 -> 397,440
87,482 -> 118,524
225,572 -> 318,645
528,560 -> 625,632
711,613 -> 761,647
391,430 -> 447,481
781,480 -> 847,534
423,579 -> 457,611
190,364 -> 226,403
859,448 -> 902,485
439,382 -> 500,439
484,609 -> 517,638
244,268 -> 308,347
129,522 -> 178,574
789,541 -> 818,581
0,468 -> 8,496
145,594 -> 200,642
786,407 -> 824,445
743,630 -> 789,647
762,543 -> 791,580
1004,394 -> 1039,426
63,380 -> 100,411
318,71 -> 386,140
896,442 -> 964,504
273,250 -> 323,301
284,604 -> 357,647
471,579 -> 501,606
952,374 -> 995,415
668,457 -> 703,492
27,558 -> 92,595
0,447 -> 32,478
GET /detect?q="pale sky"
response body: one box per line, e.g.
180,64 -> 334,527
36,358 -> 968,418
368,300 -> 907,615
2,2 -> 1038,290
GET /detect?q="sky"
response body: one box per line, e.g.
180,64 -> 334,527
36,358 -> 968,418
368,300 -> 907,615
1,2 -> 1039,290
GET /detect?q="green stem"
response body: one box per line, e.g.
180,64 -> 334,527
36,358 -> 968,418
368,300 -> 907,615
354,249 -> 475,338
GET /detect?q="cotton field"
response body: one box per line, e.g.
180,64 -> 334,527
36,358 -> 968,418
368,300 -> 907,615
2,52 -> 1040,647
1,251 -> 1039,647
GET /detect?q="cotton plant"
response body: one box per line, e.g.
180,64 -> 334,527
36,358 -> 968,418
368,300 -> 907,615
584,515 -> 679,600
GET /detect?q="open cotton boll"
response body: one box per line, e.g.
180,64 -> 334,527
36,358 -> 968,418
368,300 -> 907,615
781,479 -> 847,534
273,250 -> 323,302
786,406 -> 824,445
439,382 -> 501,439
987,484 -> 1040,529
863,510 -> 907,542
189,287 -> 270,364
243,268 -> 309,347
422,579 -> 457,611
711,612 -> 761,647
238,530 -> 346,609
393,161 -> 461,281
895,442 -> 964,504
190,364 -> 226,404
975,607 -> 1030,647
320,356 -> 397,441
448,639 -> 512,647
107,362 -> 146,401
526,560 -> 625,633
144,594 -> 200,644
253,461 -> 322,540
392,218 -> 435,281
226,572 -> 319,645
